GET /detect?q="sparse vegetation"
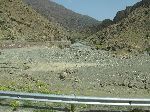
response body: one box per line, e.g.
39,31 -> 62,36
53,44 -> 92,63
0,0 -> 150,111
145,46 -> 150,55
0,85 -> 11,91
70,104 -> 76,112
0,0 -> 70,42
33,110 -> 56,112
23,0 -> 99,32
87,0 -> 150,55
130,109 -> 149,112
10,100 -> 20,111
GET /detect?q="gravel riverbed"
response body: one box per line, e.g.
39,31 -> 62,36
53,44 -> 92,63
0,43 -> 150,98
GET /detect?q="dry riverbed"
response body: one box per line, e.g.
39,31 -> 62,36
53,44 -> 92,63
0,43 -> 150,111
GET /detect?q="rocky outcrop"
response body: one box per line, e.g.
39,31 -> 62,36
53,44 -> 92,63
114,0 -> 150,22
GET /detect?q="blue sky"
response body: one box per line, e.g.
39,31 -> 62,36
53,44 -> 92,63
52,0 -> 141,21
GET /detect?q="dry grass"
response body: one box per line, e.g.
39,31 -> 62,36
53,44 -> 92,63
29,62 -> 97,72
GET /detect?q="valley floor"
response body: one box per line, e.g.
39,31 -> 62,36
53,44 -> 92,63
0,42 -> 150,111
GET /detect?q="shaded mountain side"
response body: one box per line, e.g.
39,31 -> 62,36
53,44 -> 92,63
23,0 -> 99,32
87,0 -> 150,55
0,0 -> 70,42
80,19 -> 113,37
69,19 -> 114,43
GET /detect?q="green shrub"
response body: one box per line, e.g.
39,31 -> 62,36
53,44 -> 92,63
0,17 -> 5,25
145,47 -> 150,55
70,104 -> 76,112
34,109 -> 56,112
10,100 -> 20,111
0,85 -> 10,91
130,109 -> 147,112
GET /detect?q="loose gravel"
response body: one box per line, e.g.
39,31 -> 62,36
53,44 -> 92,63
0,43 -> 150,98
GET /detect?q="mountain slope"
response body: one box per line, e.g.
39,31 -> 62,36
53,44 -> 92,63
114,0 -> 150,22
87,0 -> 150,55
0,0 -> 70,42
23,0 -> 99,31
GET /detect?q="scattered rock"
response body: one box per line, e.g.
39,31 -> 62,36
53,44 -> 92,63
58,72 -> 68,81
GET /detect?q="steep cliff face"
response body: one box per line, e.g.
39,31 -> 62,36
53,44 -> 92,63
0,0 -> 70,42
87,0 -> 150,55
23,0 -> 99,32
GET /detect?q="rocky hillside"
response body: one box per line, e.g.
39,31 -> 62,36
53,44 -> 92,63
23,0 -> 99,31
0,0 -> 70,42
113,0 -> 150,22
87,0 -> 150,55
